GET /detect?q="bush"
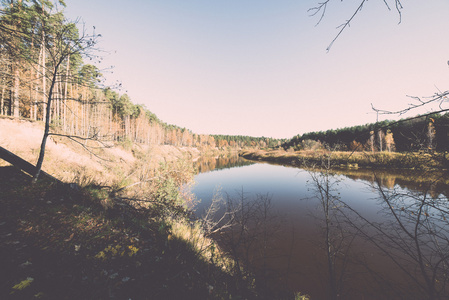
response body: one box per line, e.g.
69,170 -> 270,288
301,139 -> 323,151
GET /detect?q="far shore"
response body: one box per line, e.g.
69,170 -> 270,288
239,149 -> 449,171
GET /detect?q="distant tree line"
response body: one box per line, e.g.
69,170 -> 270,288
211,134 -> 284,150
283,113 -> 449,152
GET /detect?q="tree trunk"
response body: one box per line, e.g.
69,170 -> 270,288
33,68 -> 38,120
29,71 -> 33,119
378,130 -> 383,152
63,54 -> 69,131
0,74 -> 5,115
34,64 -> 59,182
13,65 -> 19,117
41,38 -> 47,122
0,146 -> 58,182
55,78 -> 59,123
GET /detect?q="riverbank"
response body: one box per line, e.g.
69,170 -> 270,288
0,117 -> 282,299
240,149 -> 449,170
1,165 -> 263,299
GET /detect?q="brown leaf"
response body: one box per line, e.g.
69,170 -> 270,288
64,233 -> 74,242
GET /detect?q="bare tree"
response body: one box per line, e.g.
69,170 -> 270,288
200,189 -> 286,298
31,15 -> 101,181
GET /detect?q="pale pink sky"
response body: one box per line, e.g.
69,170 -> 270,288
65,1 -> 449,139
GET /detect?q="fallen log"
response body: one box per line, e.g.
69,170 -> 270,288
0,146 -> 60,183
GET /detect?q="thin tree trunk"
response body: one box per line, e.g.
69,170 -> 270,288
55,78 -> 60,124
0,74 -> 5,115
109,109 -> 112,141
13,66 -> 20,118
378,130 -> 383,152
63,54 -> 69,131
70,81 -> 73,135
33,69 -> 38,120
29,24 -> 36,120
36,42 -> 43,120
74,85 -> 78,135
41,41 -> 47,122
29,71 -> 33,119
34,62 -> 60,182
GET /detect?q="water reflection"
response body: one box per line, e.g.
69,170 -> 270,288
192,160 -> 449,299
307,167 -> 449,299
194,155 -> 254,174
331,168 -> 449,199
203,190 -> 290,298
307,167 -> 352,300
348,175 -> 449,299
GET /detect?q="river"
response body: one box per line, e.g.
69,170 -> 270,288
192,156 -> 449,300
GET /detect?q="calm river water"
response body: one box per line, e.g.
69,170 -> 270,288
192,156 -> 449,300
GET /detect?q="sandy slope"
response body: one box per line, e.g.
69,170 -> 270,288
0,117 -> 201,182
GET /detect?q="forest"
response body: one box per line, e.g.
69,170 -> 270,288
0,0 -> 279,151
283,113 -> 449,153
211,134 -> 284,149
4,0 -> 445,156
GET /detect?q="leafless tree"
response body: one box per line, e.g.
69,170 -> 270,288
200,189 -> 288,298
305,153 -> 359,299
32,17 -> 101,181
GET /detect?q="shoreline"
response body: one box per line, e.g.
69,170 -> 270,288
239,149 -> 449,171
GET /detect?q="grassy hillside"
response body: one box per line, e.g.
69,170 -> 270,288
1,168 -> 244,299
0,118 -> 281,299
0,117 -> 201,183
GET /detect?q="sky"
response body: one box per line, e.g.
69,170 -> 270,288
64,0 -> 449,139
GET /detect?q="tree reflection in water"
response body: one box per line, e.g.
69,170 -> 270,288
353,172 -> 448,299
194,157 -> 449,299
307,163 -> 358,300
194,154 -> 254,174
309,164 -> 449,299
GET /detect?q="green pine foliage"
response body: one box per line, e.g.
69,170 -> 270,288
284,113 -> 449,152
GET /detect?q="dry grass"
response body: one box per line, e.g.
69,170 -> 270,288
240,148 -> 445,170
0,117 -> 202,185
170,217 -> 235,273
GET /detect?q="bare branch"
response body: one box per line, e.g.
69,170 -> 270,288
114,178 -> 156,193
308,1 -> 331,26
47,132 -> 113,162
310,0 -> 404,51
371,90 -> 449,116
48,132 -> 113,147
326,0 -> 367,52
395,0 -> 403,24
